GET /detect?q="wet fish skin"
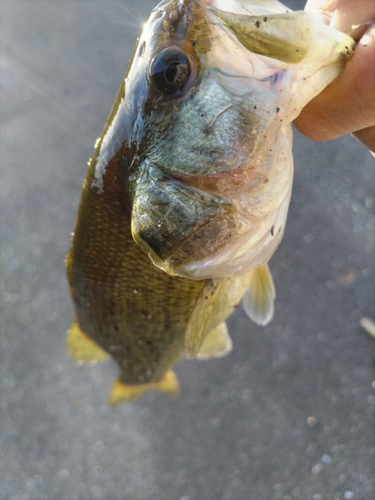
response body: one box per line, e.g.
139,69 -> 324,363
67,0 -> 355,402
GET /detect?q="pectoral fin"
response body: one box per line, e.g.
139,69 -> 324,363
66,319 -> 109,362
242,264 -> 275,326
360,317 -> 375,339
109,369 -> 179,405
196,322 -> 232,360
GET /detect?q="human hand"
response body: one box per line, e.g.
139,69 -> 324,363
294,0 -> 375,155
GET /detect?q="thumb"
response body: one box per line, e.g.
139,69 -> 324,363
294,21 -> 375,154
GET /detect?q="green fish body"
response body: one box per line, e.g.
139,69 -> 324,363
67,0 -> 355,403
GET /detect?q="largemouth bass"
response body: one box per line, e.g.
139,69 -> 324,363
67,0 -> 355,403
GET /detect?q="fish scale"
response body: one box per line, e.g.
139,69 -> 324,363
68,184 -> 207,384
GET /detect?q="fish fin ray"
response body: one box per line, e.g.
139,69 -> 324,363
109,380 -> 145,405
155,369 -> 180,394
242,264 -> 275,326
66,319 -> 109,362
196,322 -> 232,360
109,370 -> 179,405
184,279 -> 225,359
360,317 -> 375,338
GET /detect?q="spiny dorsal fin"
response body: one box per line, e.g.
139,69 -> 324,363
196,322 -> 233,360
108,369 -> 179,405
242,264 -> 275,326
66,319 -> 109,362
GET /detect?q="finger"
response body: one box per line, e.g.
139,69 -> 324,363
352,126 -> 375,156
294,23 -> 375,143
305,0 -> 375,39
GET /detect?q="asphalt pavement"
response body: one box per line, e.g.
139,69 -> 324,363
0,1 -> 374,499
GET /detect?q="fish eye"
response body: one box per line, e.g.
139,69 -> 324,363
149,48 -> 191,95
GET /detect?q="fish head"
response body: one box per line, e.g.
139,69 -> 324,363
94,0 -> 355,279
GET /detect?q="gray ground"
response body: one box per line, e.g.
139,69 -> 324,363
0,1 -> 374,499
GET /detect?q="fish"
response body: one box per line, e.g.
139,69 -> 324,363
66,0 -> 355,404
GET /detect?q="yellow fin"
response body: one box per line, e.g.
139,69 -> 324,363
109,369 -> 179,405
242,264 -> 275,326
109,380 -> 146,405
196,322 -> 232,360
156,369 -> 180,394
185,279 -> 227,359
66,319 -> 109,362
360,317 -> 375,338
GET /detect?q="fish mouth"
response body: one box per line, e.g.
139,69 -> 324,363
131,160 -> 247,278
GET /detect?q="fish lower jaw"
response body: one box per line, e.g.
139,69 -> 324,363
154,227 -> 284,280
169,256 -> 263,280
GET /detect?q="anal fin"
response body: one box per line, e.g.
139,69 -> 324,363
66,319 -> 109,363
109,369 -> 179,405
242,264 -> 275,326
196,322 -> 232,360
